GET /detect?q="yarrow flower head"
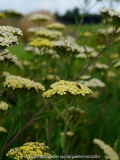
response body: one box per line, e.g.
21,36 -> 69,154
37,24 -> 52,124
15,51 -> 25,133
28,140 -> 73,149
36,29 -> 62,40
6,142 -> 51,160
93,139 -> 119,160
52,40 -> 84,56
29,13 -> 50,23
3,75 -> 45,94
4,9 -> 23,18
46,22 -> 66,31
28,38 -> 52,48
0,26 -> 23,52
60,131 -> 74,137
0,101 -> 9,111
99,6 -> 120,27
80,78 -> 105,88
0,49 -> 18,67
42,80 -> 92,104
0,126 -> 7,133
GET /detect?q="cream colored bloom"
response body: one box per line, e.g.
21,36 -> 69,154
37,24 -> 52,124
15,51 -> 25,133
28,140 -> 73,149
4,75 -> 45,92
94,63 -> 108,70
46,22 -> 66,31
0,126 -> 7,133
29,13 -> 50,22
60,131 -> 74,137
36,29 -> 62,40
0,101 -> 9,110
81,78 -> 105,88
114,61 -> 120,68
43,80 -> 92,98
93,139 -> 119,160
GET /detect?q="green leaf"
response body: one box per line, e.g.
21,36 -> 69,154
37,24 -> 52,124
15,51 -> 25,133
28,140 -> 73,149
60,135 -> 65,150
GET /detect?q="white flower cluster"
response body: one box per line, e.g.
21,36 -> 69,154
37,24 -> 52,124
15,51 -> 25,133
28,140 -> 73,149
46,22 -> 66,31
94,62 -> 109,70
4,75 -> 45,92
36,29 -> 62,40
93,139 -> 119,160
0,49 -> 18,65
80,78 -> 105,88
0,26 -> 23,51
29,14 -> 50,22
99,6 -> 120,26
97,27 -> 120,37
0,101 -> 9,110
27,27 -> 45,34
52,40 -> 85,55
4,9 -> 23,18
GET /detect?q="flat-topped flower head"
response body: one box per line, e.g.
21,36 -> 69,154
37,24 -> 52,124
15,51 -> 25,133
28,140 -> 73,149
0,49 -> 18,67
0,101 -> 9,111
46,22 -> 66,31
29,13 -> 50,23
94,62 -> 109,70
36,29 -> 62,40
0,126 -> 7,133
60,131 -> 74,137
4,9 -> 23,18
99,6 -> 120,27
81,78 -> 105,88
52,40 -> 84,56
27,26 -> 45,34
93,139 -> 119,160
75,53 -> 86,59
43,80 -> 92,104
4,75 -> 45,93
0,26 -> 22,52
0,12 -> 5,19
6,142 -> 51,160
114,60 -> 120,68
79,31 -> 92,37
28,38 -> 52,48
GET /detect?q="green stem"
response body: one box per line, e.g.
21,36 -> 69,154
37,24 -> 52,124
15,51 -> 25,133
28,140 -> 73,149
54,105 -> 65,121
0,103 -> 20,159
63,108 -> 69,160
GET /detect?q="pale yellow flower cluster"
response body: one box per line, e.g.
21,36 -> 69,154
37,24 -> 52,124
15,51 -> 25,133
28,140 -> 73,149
43,74 -> 60,81
28,38 -> 52,48
114,61 -> 120,68
27,27 -> 45,34
107,71 -> 116,78
60,36 -> 76,43
0,12 -> 5,19
6,142 -> 51,160
29,13 -> 50,22
75,53 -> 86,59
110,53 -> 119,59
0,126 -> 7,133
0,49 -> 17,65
80,78 -> 105,88
93,139 -> 119,160
46,22 -> 66,31
94,62 -> 109,70
2,71 -> 11,77
99,7 -> 120,26
80,75 -> 91,80
0,101 -> 9,110
43,80 -> 92,98
4,9 -> 23,18
79,31 -> 92,37
4,75 -> 45,92
60,131 -> 74,137
90,91 -> 99,99
36,29 -> 62,40
52,40 -> 84,55
88,51 -> 98,58
21,60 -> 31,66
97,27 -> 120,37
